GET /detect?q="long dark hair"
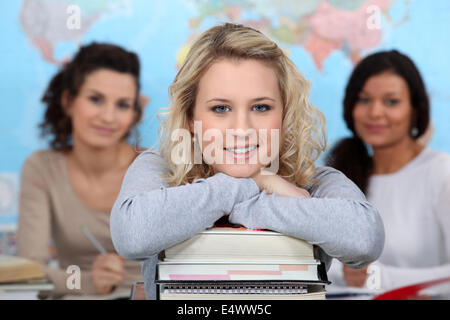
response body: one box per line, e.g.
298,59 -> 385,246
325,50 -> 430,194
39,42 -> 143,151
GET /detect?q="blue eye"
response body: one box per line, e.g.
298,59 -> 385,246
212,105 -> 230,114
252,104 -> 271,112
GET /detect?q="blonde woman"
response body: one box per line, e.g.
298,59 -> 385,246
110,23 -> 385,299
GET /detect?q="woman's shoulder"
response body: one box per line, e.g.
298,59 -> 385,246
21,149 -> 67,185
128,147 -> 169,173
413,147 -> 450,178
421,148 -> 450,184
306,165 -> 363,198
23,149 -> 65,169
423,147 -> 450,166
311,165 -> 346,181
133,147 -> 163,162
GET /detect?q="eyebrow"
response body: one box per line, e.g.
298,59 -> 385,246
360,90 -> 400,96
206,97 -> 276,103
86,89 -> 134,101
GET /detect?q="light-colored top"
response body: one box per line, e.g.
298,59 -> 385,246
110,148 -> 385,299
17,150 -> 143,298
328,147 -> 450,290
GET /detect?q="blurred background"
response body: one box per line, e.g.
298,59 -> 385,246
0,0 -> 449,245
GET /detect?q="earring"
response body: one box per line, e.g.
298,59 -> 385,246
411,127 -> 419,137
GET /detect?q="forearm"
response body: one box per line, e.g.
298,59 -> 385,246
40,267 -> 96,298
229,192 -> 384,268
110,173 -> 259,260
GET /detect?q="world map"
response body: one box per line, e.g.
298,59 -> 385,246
20,0 -> 401,69
1,0 -> 449,229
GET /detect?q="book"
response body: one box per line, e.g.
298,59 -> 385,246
163,226 -> 316,263
0,278 -> 54,292
158,283 -> 326,300
61,290 -> 131,300
0,255 -> 46,283
156,223 -> 328,300
157,261 -> 321,281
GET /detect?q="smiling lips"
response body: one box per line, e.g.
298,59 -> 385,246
224,145 -> 259,159
93,126 -> 115,135
365,125 -> 386,133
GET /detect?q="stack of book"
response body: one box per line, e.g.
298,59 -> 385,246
156,222 -> 329,300
0,255 -> 53,293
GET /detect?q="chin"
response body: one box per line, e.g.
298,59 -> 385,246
85,138 -> 121,149
213,164 -> 262,178
361,137 -> 391,149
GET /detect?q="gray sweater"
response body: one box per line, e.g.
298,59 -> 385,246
110,148 -> 385,299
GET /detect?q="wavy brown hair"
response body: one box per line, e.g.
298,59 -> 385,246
39,42 -> 143,151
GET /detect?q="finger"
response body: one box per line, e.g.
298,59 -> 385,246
344,274 -> 367,286
345,274 -> 367,282
344,268 -> 366,275
94,270 -> 125,285
298,188 -> 311,198
344,277 -> 366,287
94,253 -> 119,265
346,280 -> 366,288
100,255 -> 125,273
344,265 -> 368,273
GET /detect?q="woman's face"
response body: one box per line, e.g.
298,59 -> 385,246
352,72 -> 415,149
191,58 -> 283,178
64,69 -> 137,149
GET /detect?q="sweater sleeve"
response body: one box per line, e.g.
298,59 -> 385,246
228,166 -> 385,269
110,149 -> 260,260
17,152 -> 97,297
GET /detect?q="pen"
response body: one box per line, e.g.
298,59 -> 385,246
80,225 -> 107,254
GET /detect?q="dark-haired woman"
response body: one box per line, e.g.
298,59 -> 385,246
17,43 -> 147,298
326,50 -> 450,291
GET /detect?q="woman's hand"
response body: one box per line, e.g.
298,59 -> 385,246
91,253 -> 125,295
343,264 -> 368,287
251,170 -> 311,198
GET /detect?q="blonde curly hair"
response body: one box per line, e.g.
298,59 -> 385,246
159,23 -> 327,187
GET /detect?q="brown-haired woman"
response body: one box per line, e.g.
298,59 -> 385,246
17,43 -> 147,298
326,50 -> 450,291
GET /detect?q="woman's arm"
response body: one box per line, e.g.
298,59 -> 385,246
329,259 -> 450,291
377,174 -> 450,289
371,261 -> 450,290
110,149 -> 260,260
17,152 -> 96,296
228,166 -> 385,269
329,164 -> 450,290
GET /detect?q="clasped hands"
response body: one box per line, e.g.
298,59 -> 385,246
251,169 -> 311,198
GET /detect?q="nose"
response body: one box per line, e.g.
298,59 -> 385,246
101,102 -> 116,123
229,108 -> 257,144
368,100 -> 384,118
233,107 -> 253,132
